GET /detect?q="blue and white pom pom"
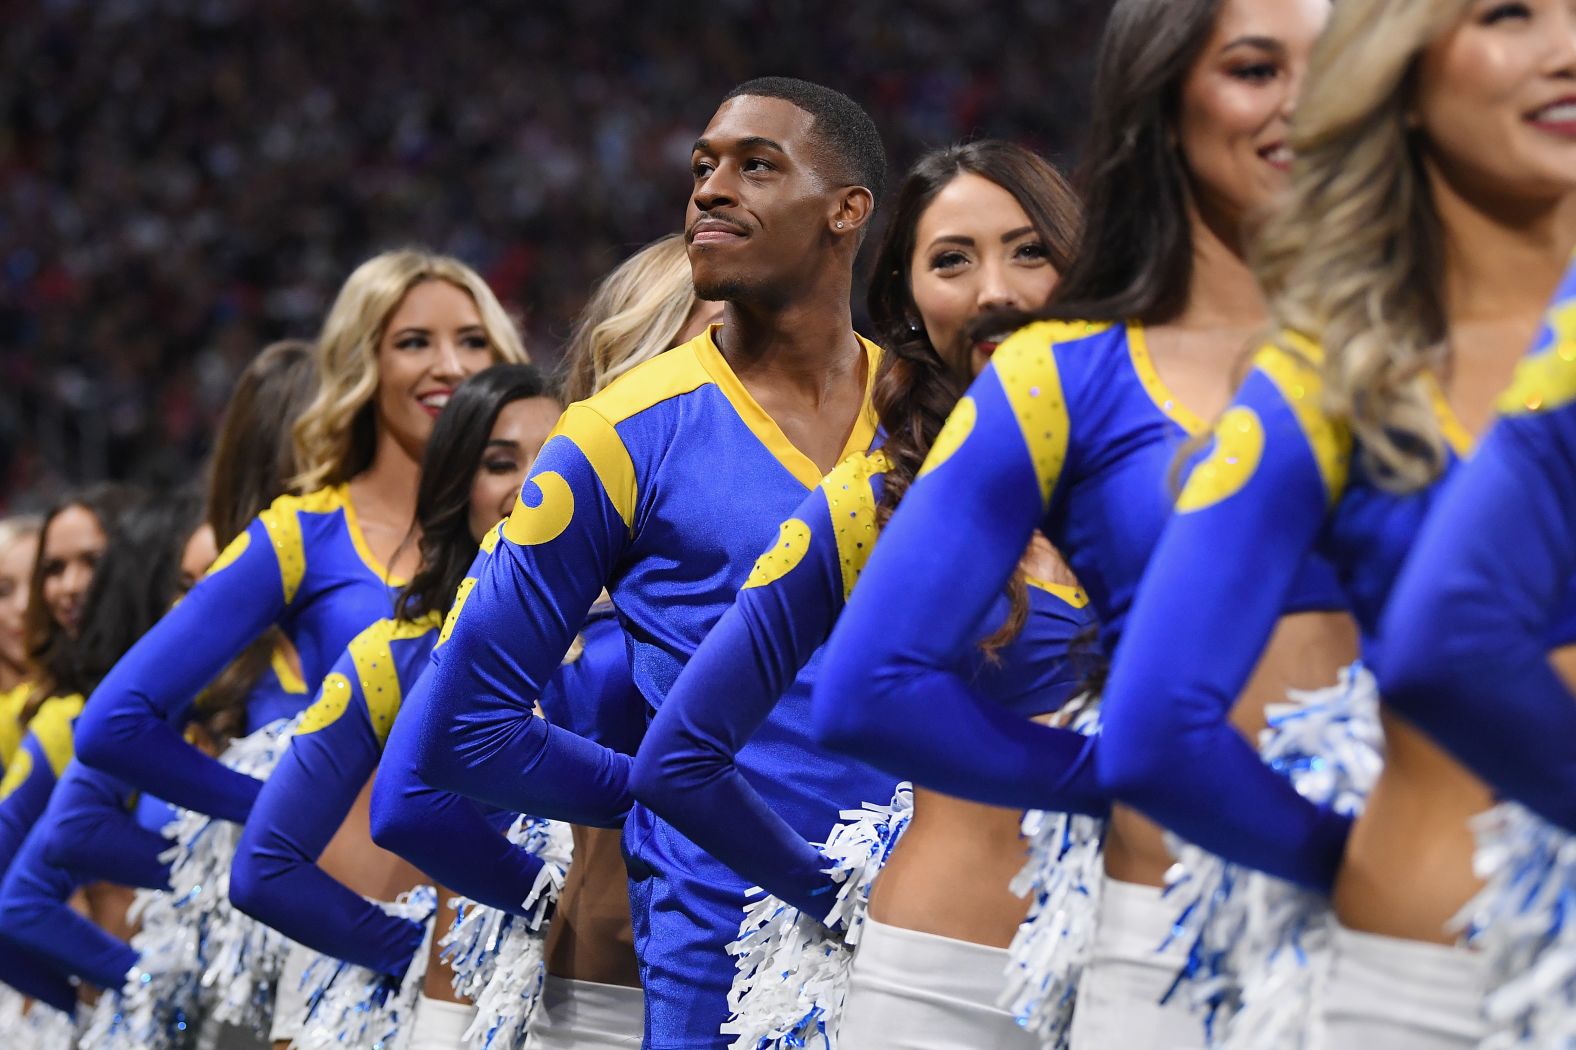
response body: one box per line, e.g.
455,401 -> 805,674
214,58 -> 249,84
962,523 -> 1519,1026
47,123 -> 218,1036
1161,662 -> 1381,1049
1455,802 -> 1576,1048
441,815 -> 574,1049
1001,702 -> 1103,1049
85,717 -> 299,1050
294,884 -> 437,1050
721,783 -> 914,1050
6,995 -> 79,1050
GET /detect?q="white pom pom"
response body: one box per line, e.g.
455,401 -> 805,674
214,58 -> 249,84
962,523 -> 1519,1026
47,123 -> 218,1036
1162,662 -> 1382,1049
1000,702 -> 1104,1048
721,784 -> 913,1050
1455,802 -> 1576,1048
293,885 -> 438,1050
440,815 -> 575,1049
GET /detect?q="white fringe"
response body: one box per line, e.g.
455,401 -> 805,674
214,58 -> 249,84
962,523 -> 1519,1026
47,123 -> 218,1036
1001,703 -> 1104,1048
441,815 -> 574,1050
1454,802 -> 1576,1048
82,718 -> 298,1050
0,987 -> 78,1050
293,884 -> 437,1050
1161,663 -> 1382,1050
720,783 -> 914,1050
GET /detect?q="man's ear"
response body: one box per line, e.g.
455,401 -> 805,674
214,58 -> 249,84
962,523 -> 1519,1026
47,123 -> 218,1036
830,186 -> 875,237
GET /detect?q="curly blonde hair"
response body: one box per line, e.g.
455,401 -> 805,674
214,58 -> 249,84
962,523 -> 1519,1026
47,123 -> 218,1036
291,250 -> 530,492
1253,0 -> 1470,492
558,234 -> 703,404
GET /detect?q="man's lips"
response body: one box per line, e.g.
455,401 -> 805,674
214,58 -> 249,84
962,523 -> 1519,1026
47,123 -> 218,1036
689,217 -> 750,245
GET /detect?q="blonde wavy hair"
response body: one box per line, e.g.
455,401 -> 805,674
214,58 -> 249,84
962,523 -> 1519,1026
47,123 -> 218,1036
291,250 -> 530,492
558,234 -> 704,404
1253,0 -> 1470,492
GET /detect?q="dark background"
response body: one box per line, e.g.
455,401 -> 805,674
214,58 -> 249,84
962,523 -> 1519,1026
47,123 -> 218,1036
0,0 -> 1109,510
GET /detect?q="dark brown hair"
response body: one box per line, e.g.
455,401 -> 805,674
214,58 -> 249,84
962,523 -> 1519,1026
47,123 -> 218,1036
866,141 -> 1080,651
1041,0 -> 1222,326
23,483 -> 143,718
206,341 -> 318,547
397,364 -> 556,621
197,340 -> 320,738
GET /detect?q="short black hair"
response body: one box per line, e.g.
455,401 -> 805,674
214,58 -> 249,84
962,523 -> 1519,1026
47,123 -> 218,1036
723,77 -> 887,207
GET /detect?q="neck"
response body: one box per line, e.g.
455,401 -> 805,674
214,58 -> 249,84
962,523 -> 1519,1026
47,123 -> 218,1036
1174,196 -> 1269,329
352,424 -> 422,525
1433,171 -> 1576,325
0,662 -> 21,694
716,268 -> 860,399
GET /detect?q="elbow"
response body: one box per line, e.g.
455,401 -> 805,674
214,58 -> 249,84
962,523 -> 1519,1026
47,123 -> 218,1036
368,796 -> 421,863
71,717 -> 116,775
38,825 -> 75,872
225,847 -> 275,925
627,742 -> 695,822
1095,707 -> 1174,816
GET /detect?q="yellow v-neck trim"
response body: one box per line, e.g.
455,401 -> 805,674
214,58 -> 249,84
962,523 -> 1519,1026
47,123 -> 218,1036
338,483 -> 412,588
694,325 -> 881,489
1127,321 -> 1208,436
1424,375 -> 1475,457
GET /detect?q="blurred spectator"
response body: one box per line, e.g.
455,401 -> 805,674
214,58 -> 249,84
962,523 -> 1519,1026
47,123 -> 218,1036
0,0 -> 1105,509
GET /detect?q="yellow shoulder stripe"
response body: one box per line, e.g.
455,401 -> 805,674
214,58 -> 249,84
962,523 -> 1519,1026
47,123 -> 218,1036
509,404 -> 637,539
919,396 -> 976,479
1498,304 -> 1576,415
271,645 -> 307,695
993,321 -> 1088,507
28,694 -> 84,780
1252,341 -> 1351,505
206,531 -> 251,578
346,615 -> 442,748
1026,577 -> 1088,608
819,450 -> 886,601
437,578 -> 477,649
585,336 -> 714,425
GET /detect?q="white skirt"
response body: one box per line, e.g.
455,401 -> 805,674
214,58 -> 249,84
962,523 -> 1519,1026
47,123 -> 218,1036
1068,875 -> 1205,1050
1320,924 -> 1486,1049
268,940 -> 316,1043
523,975 -> 644,1049
837,915 -> 1040,1049
404,993 -> 477,1050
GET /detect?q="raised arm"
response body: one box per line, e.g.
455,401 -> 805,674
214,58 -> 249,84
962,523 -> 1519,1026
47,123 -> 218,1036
815,327 -> 1104,815
1382,316 -> 1576,830
75,511 -> 292,821
1099,347 -> 1353,891
414,407 -> 636,827
230,634 -> 425,976
632,457 -> 874,916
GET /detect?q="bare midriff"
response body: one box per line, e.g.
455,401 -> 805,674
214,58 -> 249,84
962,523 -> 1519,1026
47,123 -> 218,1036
1104,610 -> 1360,887
545,824 -> 640,987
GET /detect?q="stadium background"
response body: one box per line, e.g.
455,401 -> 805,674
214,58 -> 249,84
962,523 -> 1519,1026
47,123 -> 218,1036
0,0 -> 1109,510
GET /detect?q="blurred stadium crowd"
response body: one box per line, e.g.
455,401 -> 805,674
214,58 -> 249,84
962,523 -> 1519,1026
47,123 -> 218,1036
0,0 -> 1106,510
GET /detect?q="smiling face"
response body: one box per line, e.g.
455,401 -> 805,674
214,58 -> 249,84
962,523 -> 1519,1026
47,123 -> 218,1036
39,505 -> 106,638
0,532 -> 38,675
908,172 -> 1060,376
374,279 -> 498,462
467,396 -> 564,542
686,95 -> 849,305
1177,0 -> 1330,228
1416,0 -> 1576,204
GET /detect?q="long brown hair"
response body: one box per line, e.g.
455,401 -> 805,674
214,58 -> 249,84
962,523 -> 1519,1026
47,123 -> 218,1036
1042,0 -> 1222,325
23,483 -> 142,718
866,140 -> 1080,650
198,340 -> 321,738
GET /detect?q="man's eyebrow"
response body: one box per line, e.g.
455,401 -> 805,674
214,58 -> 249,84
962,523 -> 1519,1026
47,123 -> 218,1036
691,136 -> 787,154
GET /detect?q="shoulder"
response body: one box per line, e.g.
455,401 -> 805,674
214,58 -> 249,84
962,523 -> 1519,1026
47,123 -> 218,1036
1179,335 -> 1350,512
28,695 -> 84,774
578,332 -> 718,426
1498,297 -> 1576,417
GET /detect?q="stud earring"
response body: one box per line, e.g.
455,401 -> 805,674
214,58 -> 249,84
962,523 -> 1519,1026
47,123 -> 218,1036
836,221 -> 845,229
